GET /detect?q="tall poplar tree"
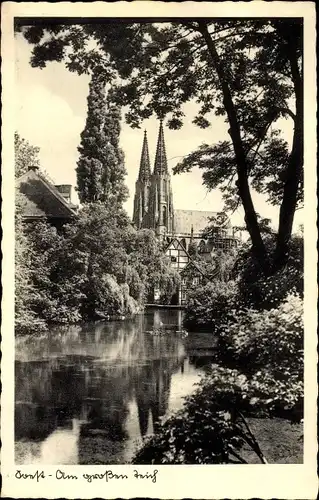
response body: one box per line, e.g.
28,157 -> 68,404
76,69 -> 128,205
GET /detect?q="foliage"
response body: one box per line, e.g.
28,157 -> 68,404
15,132 -> 40,178
134,293 -> 303,464
62,203 -> 133,319
133,369 -> 253,464
76,70 -> 128,205
191,234 -> 239,282
15,196 -> 47,335
15,201 -> 179,330
218,293 -> 303,418
234,234 -> 303,309
21,220 -> 84,324
18,19 -> 303,272
187,240 -> 199,259
209,247 -> 238,281
15,203 -> 130,328
184,280 -> 238,331
126,229 -> 180,304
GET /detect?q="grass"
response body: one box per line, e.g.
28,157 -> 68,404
242,418 -> 303,464
77,418 -> 303,465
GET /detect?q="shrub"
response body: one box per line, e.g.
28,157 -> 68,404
219,293 -> 303,372
235,235 -> 303,309
218,293 -> 303,419
184,280 -> 239,331
15,315 -> 48,336
133,365 -> 276,465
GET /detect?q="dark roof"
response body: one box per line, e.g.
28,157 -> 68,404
174,209 -> 226,235
138,130 -> 151,182
180,260 -> 205,277
153,120 -> 168,175
16,169 -> 77,220
164,237 -> 205,277
164,237 -> 189,254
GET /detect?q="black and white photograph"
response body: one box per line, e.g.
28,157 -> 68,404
1,2 -> 317,499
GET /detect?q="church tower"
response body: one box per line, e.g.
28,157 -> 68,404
147,120 -> 174,237
132,130 -> 151,229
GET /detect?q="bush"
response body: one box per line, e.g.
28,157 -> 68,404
218,293 -> 303,419
184,280 -> 238,331
133,368 -> 252,465
235,235 -> 303,310
15,315 -> 48,336
219,293 -> 303,371
132,364 -> 285,465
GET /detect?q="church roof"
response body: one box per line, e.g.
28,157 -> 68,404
138,130 -> 151,182
153,120 -> 168,175
16,168 -> 77,220
174,209 -> 228,236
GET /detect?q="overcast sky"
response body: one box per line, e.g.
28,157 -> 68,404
15,31 -> 303,231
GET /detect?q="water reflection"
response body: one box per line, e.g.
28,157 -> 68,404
15,309 -> 215,464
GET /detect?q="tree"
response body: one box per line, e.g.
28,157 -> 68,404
171,20 -> 303,274
126,228 -> 180,304
184,280 -> 238,331
234,233 -> 303,310
15,195 -> 47,334
66,203 -> 132,318
76,69 -> 128,205
18,19 -> 303,273
15,132 -> 40,177
187,240 -> 199,259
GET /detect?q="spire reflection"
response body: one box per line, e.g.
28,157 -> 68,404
15,310 -> 188,464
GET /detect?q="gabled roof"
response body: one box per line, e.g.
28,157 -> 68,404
180,259 -> 206,278
138,130 -> 151,182
164,237 -> 206,277
154,120 -> 168,175
164,237 -> 189,254
16,169 -> 77,220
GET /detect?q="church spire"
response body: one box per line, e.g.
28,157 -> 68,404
154,119 -> 168,175
138,130 -> 151,182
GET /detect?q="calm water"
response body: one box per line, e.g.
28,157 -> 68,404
15,309 -> 216,465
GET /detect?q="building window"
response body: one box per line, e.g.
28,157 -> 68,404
171,256 -> 177,263
163,205 -> 167,225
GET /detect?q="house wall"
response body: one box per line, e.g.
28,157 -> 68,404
164,240 -> 204,306
165,241 -> 189,271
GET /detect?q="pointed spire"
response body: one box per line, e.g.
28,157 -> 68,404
154,119 -> 168,175
138,130 -> 151,182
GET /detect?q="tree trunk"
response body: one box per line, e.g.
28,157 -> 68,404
197,22 -> 270,275
274,28 -> 303,271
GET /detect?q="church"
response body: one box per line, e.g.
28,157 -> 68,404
132,121 -> 238,305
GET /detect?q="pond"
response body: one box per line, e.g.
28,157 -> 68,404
15,309 -> 217,465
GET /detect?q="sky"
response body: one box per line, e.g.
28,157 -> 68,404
15,31 -> 303,232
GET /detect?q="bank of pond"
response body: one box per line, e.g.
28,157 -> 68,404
15,308 -> 302,465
